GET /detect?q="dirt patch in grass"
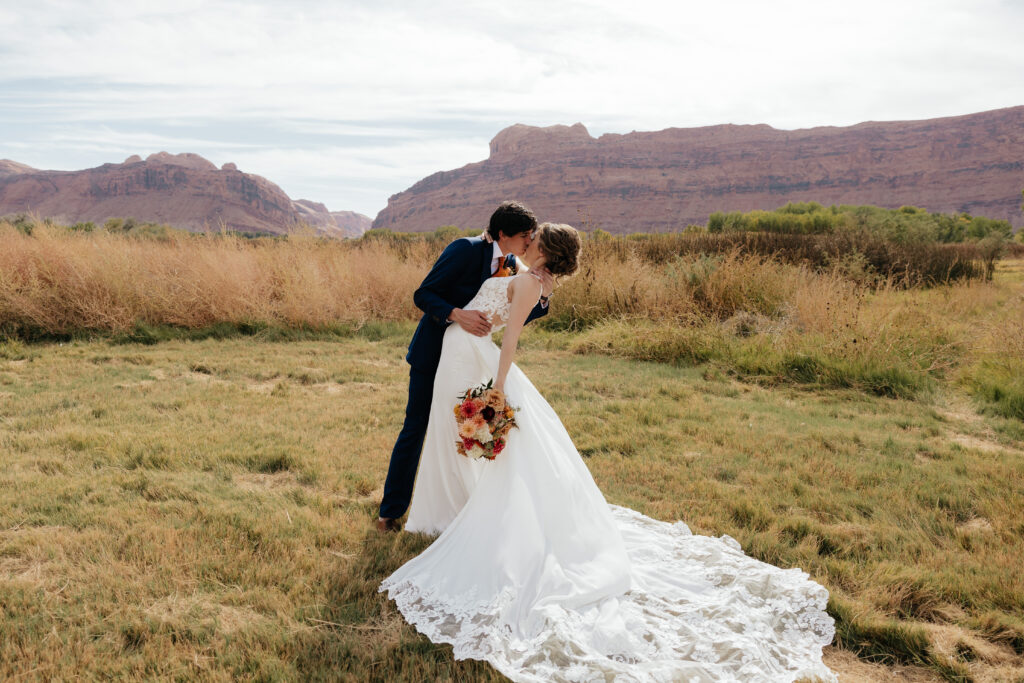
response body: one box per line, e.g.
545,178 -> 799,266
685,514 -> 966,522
950,433 -> 1007,454
245,380 -> 278,393
335,381 -> 384,393
0,557 -> 52,584
145,594 -> 269,636
936,395 -> 1021,453
232,472 -> 302,492
114,380 -> 154,389
957,517 -> 994,535
924,623 -> 1024,682
935,397 -> 987,426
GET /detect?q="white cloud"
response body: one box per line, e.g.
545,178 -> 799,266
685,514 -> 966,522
2,0 -> 1023,216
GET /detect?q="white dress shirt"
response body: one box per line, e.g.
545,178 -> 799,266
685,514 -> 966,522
490,242 -> 503,275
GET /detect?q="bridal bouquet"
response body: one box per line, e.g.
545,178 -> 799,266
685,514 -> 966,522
454,379 -> 517,460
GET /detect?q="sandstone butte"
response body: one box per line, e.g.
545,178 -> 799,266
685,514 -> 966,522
0,152 -> 371,237
372,106 -> 1024,234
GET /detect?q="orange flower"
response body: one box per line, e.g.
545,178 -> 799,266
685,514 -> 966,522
458,418 -> 479,440
483,389 -> 505,409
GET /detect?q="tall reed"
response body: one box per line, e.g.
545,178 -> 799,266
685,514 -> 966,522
0,224 -> 427,336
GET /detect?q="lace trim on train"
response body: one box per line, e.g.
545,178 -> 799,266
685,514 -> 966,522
380,506 -> 836,683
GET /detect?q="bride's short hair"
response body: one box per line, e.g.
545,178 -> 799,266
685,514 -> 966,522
537,223 -> 581,277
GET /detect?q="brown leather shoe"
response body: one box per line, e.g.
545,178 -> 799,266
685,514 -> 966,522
376,517 -> 401,533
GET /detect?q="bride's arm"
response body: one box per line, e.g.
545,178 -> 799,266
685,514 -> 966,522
494,275 -> 543,394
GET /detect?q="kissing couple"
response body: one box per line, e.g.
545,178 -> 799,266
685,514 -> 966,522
376,201 -> 837,682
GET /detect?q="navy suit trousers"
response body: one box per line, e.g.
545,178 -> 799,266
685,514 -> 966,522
379,366 -> 435,520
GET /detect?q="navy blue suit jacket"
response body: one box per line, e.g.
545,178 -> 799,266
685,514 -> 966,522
406,236 -> 548,373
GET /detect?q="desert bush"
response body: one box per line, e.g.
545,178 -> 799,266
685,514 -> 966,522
578,229 -> 984,286
3,212 -> 37,235
976,235 -> 1008,281
708,202 -> 1013,244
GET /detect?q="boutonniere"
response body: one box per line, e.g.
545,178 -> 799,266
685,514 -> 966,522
493,254 -> 518,278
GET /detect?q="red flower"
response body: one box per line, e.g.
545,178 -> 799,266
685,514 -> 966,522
460,399 -> 478,418
462,437 -> 477,451
493,439 -> 506,455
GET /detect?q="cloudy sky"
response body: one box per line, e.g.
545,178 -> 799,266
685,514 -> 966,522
2,0 -> 1022,217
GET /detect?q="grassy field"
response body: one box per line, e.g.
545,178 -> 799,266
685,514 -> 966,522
2,222 -> 1023,680
2,314 -> 1023,680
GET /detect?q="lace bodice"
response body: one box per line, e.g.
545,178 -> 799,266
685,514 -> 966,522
464,275 -> 525,332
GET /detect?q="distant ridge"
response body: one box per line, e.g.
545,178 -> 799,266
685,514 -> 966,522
0,153 -> 371,237
373,106 -> 1024,233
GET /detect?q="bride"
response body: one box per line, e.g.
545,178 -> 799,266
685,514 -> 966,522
380,223 -> 836,682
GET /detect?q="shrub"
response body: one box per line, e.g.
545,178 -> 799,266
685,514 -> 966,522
704,202 -> 1013,245
5,213 -> 36,235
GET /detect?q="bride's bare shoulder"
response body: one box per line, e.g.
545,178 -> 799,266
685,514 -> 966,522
508,273 -> 542,300
505,272 -> 540,301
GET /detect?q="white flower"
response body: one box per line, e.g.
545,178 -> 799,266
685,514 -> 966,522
474,424 -> 494,443
468,444 -> 486,459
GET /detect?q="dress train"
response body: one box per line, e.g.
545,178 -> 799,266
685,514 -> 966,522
383,277 -> 835,682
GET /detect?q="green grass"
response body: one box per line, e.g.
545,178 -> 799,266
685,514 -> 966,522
569,319 -> 934,399
2,332 -> 1023,680
4,319 -> 415,346
966,358 -> 1024,421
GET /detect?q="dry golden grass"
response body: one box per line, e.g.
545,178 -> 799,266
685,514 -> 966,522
0,224 -> 428,334
568,254 -> 1024,407
0,223 -> 993,335
3,222 -> 1022,418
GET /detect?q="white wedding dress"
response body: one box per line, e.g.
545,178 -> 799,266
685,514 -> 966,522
381,275 -> 836,682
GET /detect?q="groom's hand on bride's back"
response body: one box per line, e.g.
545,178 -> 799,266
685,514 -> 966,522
449,308 -> 492,336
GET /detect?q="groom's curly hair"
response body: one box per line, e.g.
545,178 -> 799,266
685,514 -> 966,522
486,201 -> 537,240
537,223 -> 581,277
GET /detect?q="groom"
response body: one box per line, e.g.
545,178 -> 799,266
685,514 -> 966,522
377,201 -> 553,532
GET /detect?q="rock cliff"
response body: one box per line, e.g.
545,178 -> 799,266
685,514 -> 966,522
0,153 -> 370,237
373,106 -> 1024,233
